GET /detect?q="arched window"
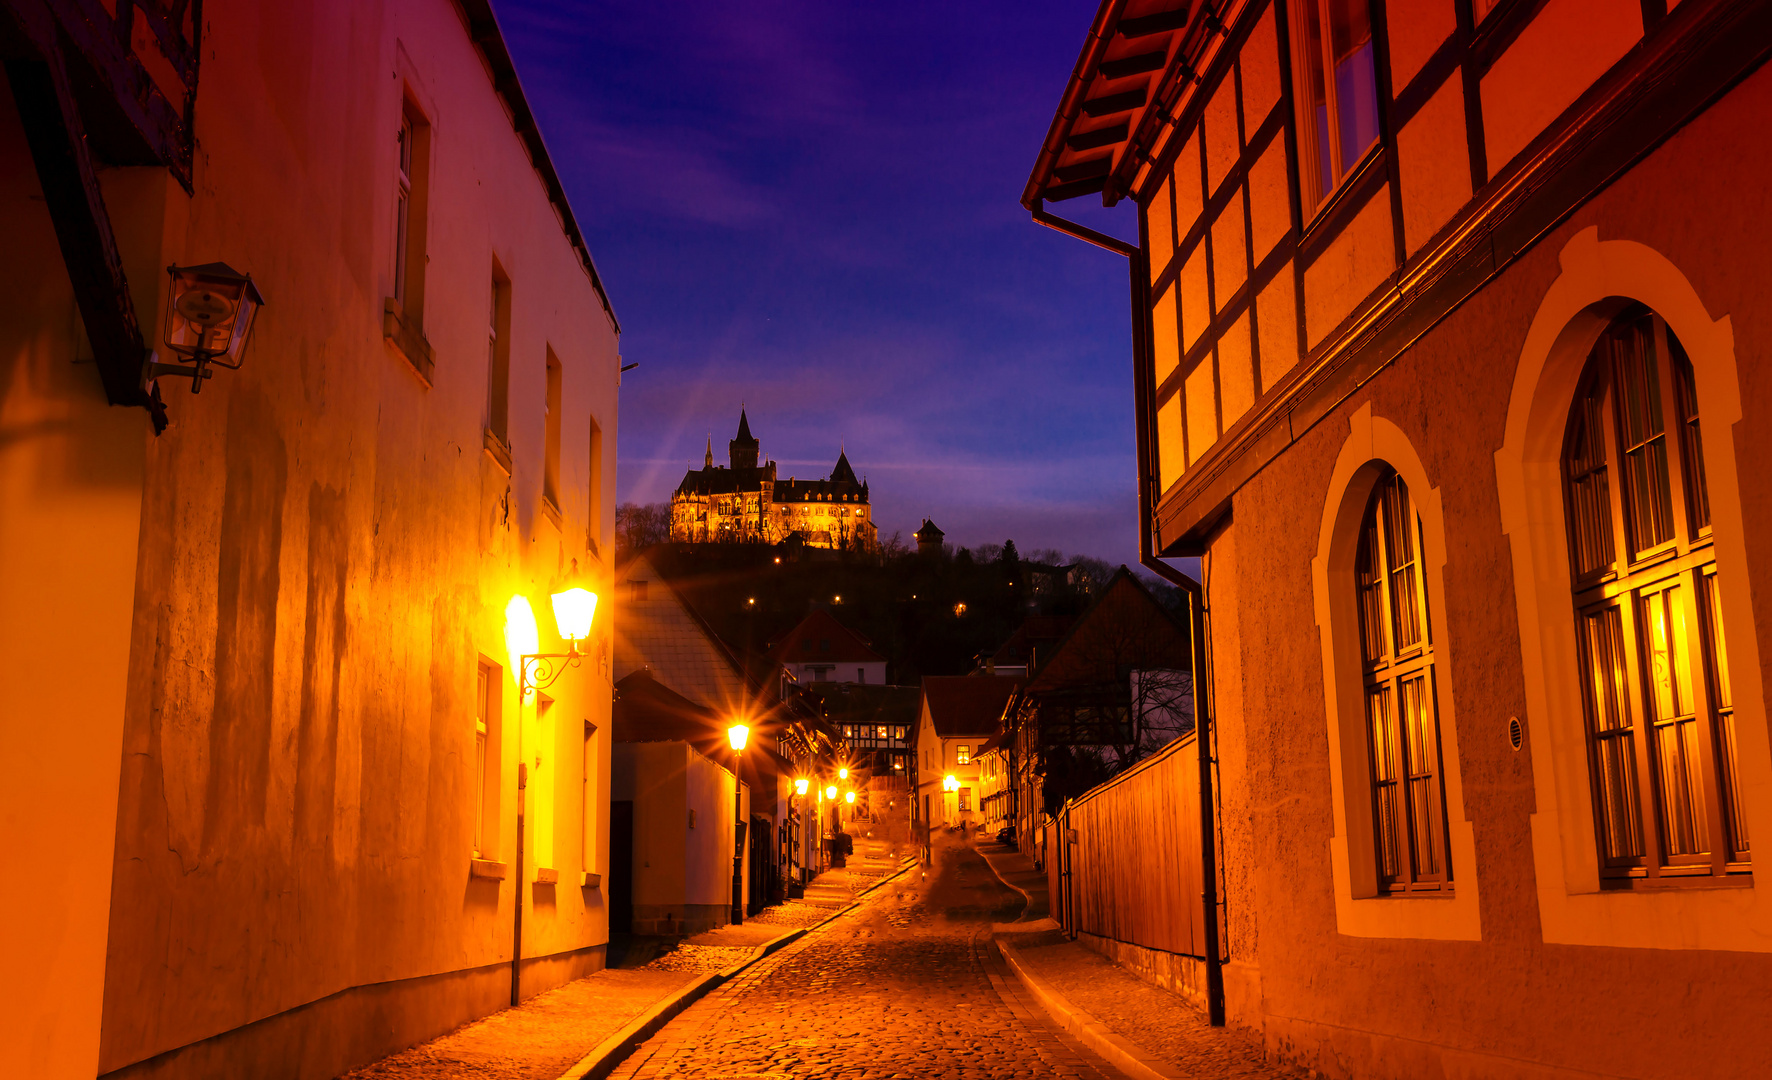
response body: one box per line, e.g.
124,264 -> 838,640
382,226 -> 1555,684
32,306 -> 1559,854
1562,307 -> 1747,883
1356,471 -> 1451,893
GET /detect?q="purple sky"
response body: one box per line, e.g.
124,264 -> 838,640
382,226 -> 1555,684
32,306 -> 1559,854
500,1 -> 1148,565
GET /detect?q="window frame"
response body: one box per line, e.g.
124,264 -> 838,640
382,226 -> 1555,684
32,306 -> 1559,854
956,744 -> 971,765
1561,309 -> 1747,886
1354,471 -> 1453,895
1288,0 -> 1386,217
391,101 -> 431,319
474,660 -> 502,859
543,347 -> 563,516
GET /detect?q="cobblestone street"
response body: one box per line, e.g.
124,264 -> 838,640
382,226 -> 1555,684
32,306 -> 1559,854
609,838 -> 1126,1079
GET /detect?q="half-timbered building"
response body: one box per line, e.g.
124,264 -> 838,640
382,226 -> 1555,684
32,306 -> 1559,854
1027,1 -> 1772,1076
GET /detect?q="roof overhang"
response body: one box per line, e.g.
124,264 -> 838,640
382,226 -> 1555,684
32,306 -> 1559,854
1022,0 -> 1232,209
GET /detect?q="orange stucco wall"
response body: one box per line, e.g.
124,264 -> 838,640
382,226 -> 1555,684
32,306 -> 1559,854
2,1 -> 620,1078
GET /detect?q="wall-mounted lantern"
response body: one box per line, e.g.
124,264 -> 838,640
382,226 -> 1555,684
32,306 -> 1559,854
505,587 -> 599,699
144,263 -> 265,394
794,777 -> 810,797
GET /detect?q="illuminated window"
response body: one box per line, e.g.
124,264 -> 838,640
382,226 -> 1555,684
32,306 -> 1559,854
1562,309 -> 1746,882
1356,471 -> 1450,894
956,745 -> 971,765
1292,0 -> 1382,213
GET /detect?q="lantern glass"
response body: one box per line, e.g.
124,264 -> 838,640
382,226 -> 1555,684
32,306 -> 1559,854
163,263 -> 264,367
727,723 -> 749,752
550,588 -> 597,642
794,777 -> 809,796
844,791 -> 855,804
824,785 -> 838,800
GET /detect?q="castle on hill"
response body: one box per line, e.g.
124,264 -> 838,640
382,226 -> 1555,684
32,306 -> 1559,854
670,409 -> 878,551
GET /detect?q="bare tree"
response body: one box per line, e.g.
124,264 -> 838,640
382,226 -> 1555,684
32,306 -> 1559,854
616,501 -> 671,553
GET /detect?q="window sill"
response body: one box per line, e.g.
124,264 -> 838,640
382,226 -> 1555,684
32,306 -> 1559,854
541,496 -> 562,528
483,428 -> 513,475
470,858 -> 508,880
581,872 -> 601,888
534,866 -> 558,884
383,298 -> 435,385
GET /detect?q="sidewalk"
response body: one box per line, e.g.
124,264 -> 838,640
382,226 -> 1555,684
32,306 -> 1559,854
980,837 -> 1304,1080
340,852 -> 907,1080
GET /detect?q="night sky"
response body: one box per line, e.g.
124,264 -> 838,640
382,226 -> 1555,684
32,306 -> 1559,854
500,1 -> 1146,564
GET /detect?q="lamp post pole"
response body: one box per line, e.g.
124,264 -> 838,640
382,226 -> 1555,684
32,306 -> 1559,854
727,724 -> 750,925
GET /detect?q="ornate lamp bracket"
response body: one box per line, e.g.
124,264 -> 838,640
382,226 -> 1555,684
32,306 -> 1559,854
520,644 -> 583,700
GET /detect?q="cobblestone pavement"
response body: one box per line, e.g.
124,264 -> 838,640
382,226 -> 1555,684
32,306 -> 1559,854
608,837 -> 1127,1079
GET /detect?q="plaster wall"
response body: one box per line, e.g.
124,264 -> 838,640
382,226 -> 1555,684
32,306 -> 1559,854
0,2 -> 619,1077
0,96 -> 149,1080
615,742 -> 741,935
1208,61 -> 1772,1080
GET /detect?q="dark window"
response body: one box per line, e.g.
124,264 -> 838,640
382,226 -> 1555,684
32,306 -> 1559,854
627,580 -> 648,602
1563,309 -> 1746,883
1356,471 -> 1451,894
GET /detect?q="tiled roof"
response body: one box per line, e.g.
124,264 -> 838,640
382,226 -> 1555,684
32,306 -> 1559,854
613,552 -> 755,714
920,675 -> 1023,738
768,609 -> 885,665
990,615 -> 1076,666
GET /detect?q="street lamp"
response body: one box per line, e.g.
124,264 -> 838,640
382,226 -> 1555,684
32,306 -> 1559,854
794,777 -> 809,796
844,791 -> 855,804
727,721 -> 749,924
943,774 -> 959,792
506,587 -> 599,699
144,262 -> 265,393
825,784 -> 838,800
838,766 -> 848,781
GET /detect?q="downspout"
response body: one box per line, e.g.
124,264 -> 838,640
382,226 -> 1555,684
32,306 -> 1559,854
511,760 -> 527,1007
1032,199 -> 1227,1027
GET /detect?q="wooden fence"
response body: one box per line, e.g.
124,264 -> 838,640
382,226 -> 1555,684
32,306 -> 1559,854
1049,733 -> 1205,959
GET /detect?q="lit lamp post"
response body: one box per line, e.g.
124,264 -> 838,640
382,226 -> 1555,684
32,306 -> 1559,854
501,587 -> 597,1008
144,263 -> 265,394
728,722 -> 749,925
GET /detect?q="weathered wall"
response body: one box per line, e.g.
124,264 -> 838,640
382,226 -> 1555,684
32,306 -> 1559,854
1214,60 -> 1772,1080
0,2 -> 628,1078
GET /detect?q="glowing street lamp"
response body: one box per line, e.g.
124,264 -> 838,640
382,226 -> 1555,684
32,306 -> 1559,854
506,587 -> 601,699
838,766 -> 849,781
844,790 -> 855,804
727,723 -> 750,751
794,777 -> 810,796
943,774 -> 959,792
825,784 -> 839,800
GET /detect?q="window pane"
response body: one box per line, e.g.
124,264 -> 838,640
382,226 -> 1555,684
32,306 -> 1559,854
1671,336 -> 1711,534
1565,381 -> 1615,579
1580,605 -> 1643,861
1609,322 -> 1674,555
1357,512 -> 1387,664
1701,571 -> 1748,856
1641,586 -> 1705,858
1383,478 -> 1422,651
1400,673 -> 1442,880
1299,0 -> 1332,201
1328,0 -> 1379,173
1367,685 -> 1401,882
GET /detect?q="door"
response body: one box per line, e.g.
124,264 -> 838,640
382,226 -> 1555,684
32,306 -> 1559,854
610,800 -> 634,934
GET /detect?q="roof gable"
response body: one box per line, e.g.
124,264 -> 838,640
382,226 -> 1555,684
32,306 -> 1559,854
767,608 -> 885,665
1023,569 -> 1189,694
613,552 -> 757,713
920,675 -> 1023,738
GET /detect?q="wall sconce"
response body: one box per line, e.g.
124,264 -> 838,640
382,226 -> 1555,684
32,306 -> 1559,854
794,777 -> 809,796
506,587 -> 599,699
144,263 -> 264,394
943,774 -> 959,792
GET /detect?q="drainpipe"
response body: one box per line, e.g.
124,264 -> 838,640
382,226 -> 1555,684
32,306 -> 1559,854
511,761 -> 527,1007
1032,200 -> 1226,1027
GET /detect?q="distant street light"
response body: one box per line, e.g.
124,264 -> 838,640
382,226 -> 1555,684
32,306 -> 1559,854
825,784 -> 838,800
844,790 -> 855,804
794,777 -> 809,796
838,766 -> 849,780
727,723 -> 749,751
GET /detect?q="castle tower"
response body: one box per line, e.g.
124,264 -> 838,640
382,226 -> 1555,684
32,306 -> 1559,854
704,435 -> 713,469
915,519 -> 945,556
729,408 -> 759,470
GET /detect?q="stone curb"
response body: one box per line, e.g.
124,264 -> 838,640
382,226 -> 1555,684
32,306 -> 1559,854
971,843 -> 1037,919
995,938 -> 1185,1080
556,856 -> 919,1080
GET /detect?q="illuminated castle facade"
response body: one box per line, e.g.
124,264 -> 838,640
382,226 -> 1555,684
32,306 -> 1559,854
671,410 -> 877,551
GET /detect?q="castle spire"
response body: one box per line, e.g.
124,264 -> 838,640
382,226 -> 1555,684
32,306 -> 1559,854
729,406 -> 760,471
736,406 -> 754,442
704,434 -> 713,469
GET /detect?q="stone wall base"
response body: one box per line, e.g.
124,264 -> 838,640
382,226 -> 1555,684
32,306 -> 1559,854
1074,931 -> 1207,1005
100,943 -> 606,1080
630,903 -> 728,937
